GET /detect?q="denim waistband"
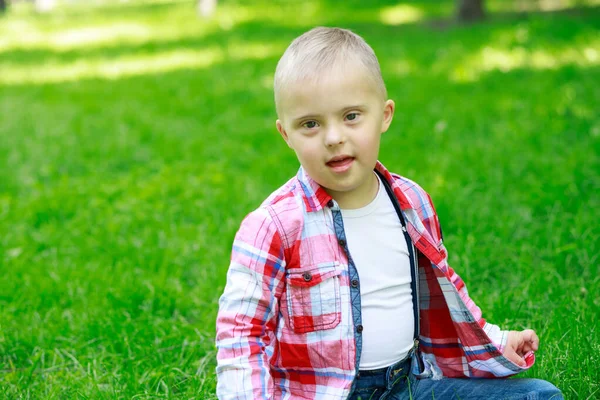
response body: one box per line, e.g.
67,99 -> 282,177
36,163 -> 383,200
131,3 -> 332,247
355,354 -> 413,390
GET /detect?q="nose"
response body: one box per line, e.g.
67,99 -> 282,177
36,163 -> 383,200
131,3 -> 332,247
324,124 -> 345,147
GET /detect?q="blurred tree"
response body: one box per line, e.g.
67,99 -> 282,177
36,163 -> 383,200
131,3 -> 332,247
0,0 -> 7,14
457,0 -> 485,21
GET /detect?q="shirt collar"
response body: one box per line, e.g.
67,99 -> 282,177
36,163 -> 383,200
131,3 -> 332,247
296,161 -> 414,213
296,166 -> 332,213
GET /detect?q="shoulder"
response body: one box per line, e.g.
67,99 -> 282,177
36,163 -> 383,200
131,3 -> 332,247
390,173 -> 426,193
389,173 -> 435,211
239,175 -> 305,250
389,172 -> 442,241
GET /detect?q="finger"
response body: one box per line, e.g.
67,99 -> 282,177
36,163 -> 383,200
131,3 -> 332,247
504,347 -> 526,367
511,331 -> 525,355
521,329 -> 535,341
521,342 -> 534,354
530,331 -> 539,351
522,329 -> 539,351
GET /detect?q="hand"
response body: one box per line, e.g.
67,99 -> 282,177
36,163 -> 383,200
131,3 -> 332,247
503,329 -> 539,367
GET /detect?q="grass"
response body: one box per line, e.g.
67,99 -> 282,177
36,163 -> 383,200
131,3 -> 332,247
0,0 -> 599,398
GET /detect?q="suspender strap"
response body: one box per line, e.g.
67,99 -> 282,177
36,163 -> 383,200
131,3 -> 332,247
376,171 -> 420,343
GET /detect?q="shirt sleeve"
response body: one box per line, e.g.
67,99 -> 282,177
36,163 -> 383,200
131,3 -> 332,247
215,208 -> 286,399
425,192 -> 510,354
482,321 -> 510,353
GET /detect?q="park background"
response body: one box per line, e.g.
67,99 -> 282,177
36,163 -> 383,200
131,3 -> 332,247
1,0 -> 599,398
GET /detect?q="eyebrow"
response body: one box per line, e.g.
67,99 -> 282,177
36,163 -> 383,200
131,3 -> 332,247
292,105 -> 367,123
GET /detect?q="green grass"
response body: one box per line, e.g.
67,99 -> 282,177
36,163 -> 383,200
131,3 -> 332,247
1,0 -> 599,398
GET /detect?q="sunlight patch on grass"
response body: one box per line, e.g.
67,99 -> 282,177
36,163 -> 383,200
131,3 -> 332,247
0,22 -> 162,54
451,40 -> 600,82
47,23 -> 153,49
379,4 -> 424,26
0,3 -> 258,53
260,74 -> 274,90
0,48 -> 222,84
227,41 -> 280,62
390,59 -> 418,77
0,20 -> 200,53
0,2 -> 320,55
0,41 -> 279,85
523,0 -> 600,12
486,0 -> 600,13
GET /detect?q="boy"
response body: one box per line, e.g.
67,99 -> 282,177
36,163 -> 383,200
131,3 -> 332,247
215,27 -> 562,399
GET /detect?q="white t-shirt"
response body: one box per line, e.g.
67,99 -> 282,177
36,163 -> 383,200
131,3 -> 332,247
340,174 -> 415,370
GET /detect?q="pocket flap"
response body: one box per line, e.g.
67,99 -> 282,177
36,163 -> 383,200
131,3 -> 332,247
287,263 -> 341,288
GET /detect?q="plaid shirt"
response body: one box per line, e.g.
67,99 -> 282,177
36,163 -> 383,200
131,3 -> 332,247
216,161 -> 534,399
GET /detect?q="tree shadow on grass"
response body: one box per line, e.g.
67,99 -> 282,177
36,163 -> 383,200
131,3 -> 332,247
1,2 -> 598,71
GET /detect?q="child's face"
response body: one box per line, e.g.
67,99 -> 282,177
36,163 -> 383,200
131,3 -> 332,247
276,64 -> 394,209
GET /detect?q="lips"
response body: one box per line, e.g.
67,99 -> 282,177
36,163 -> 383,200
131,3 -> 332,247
326,155 -> 354,173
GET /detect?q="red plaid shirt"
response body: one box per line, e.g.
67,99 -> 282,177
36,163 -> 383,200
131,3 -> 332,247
216,161 -> 534,399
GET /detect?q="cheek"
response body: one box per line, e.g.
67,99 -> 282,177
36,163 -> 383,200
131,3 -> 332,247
355,131 -> 381,151
293,139 -> 321,161
290,149 -> 316,171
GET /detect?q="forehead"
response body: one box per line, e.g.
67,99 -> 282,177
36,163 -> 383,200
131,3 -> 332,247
278,64 -> 381,118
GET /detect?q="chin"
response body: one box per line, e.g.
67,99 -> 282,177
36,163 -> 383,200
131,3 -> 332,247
329,183 -> 358,194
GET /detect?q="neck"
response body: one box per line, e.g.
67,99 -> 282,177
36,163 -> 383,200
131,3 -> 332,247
327,172 -> 379,210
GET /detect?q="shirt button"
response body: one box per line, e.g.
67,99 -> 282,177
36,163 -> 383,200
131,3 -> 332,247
356,324 -> 363,333
302,272 -> 312,282
356,372 -> 361,378
338,239 -> 346,247
327,200 -> 334,208
351,279 -> 359,288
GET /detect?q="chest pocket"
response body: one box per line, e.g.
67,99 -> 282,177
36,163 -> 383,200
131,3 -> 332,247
285,262 -> 342,334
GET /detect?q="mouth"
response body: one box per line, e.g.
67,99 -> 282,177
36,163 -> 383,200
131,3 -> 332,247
326,155 -> 355,172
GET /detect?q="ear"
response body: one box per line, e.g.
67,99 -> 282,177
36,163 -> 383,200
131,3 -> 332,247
381,100 -> 395,133
276,119 -> 293,149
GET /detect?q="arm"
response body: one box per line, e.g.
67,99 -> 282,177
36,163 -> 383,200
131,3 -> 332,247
425,192 -> 539,369
215,208 -> 286,399
424,192 -> 511,353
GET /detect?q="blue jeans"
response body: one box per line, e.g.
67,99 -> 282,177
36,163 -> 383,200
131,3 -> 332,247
349,356 -> 563,400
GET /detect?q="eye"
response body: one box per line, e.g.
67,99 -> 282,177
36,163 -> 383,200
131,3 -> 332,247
303,121 -> 318,129
346,112 -> 359,121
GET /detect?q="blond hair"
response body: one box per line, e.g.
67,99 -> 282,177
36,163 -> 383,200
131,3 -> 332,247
274,27 -> 387,115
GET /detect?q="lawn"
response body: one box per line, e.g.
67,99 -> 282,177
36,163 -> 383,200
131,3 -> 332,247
0,0 -> 599,398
